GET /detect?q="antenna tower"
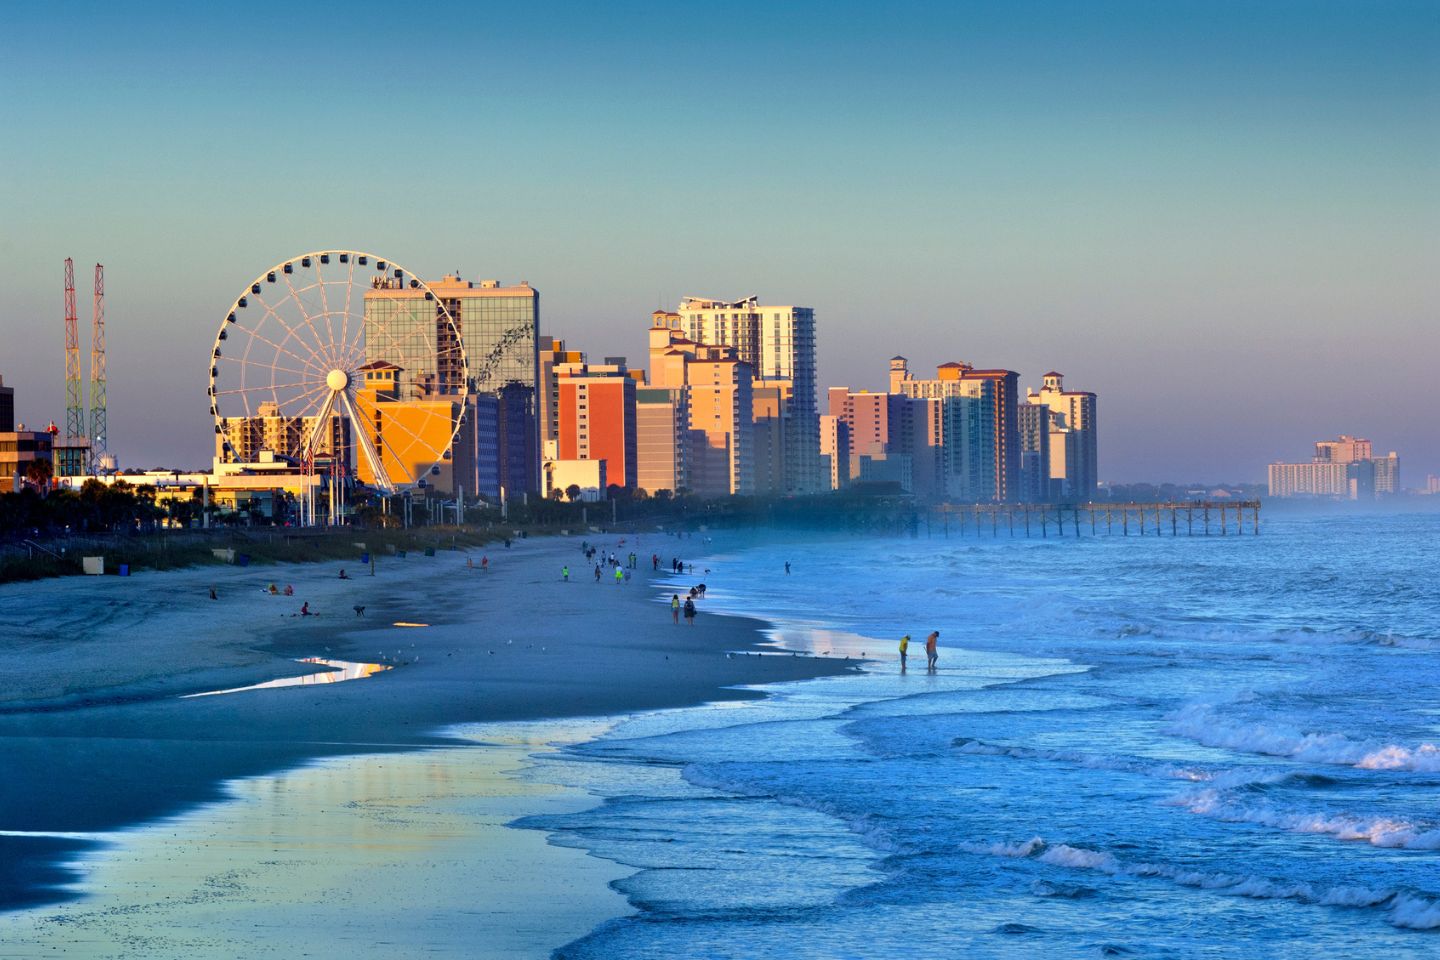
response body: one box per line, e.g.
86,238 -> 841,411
63,258 -> 84,443
90,263 -> 107,470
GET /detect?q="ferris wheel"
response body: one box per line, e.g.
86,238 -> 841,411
208,251 -> 468,501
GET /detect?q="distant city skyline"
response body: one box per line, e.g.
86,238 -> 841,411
1,1 -> 1435,480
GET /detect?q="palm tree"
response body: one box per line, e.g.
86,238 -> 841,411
24,457 -> 53,493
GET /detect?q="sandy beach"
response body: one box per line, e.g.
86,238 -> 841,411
0,532 -> 853,923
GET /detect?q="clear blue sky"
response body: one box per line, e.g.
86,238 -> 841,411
1,0 -> 1436,481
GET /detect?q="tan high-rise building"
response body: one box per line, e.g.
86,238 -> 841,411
752,384 -> 787,495
678,296 -> 818,493
1314,435 -> 1372,464
819,414 -> 850,490
217,401 -> 350,467
647,314 -> 754,496
1269,461 -> 1349,497
636,387 -> 689,496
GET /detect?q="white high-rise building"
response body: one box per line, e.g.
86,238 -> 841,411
1026,372 -> 1098,501
678,297 -> 820,494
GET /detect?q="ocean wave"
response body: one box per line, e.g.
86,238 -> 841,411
960,834 -> 1437,930
1170,789 -> 1440,850
953,736 -> 1224,784
1167,705 -> 1440,772
1391,894 -> 1440,930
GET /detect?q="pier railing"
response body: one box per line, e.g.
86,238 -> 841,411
925,501 -> 1261,537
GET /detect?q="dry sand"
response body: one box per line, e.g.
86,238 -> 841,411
0,531 -> 852,911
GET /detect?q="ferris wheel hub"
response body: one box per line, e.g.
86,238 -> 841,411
326,369 -> 350,392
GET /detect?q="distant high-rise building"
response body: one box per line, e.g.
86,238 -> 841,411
752,384 -> 788,495
819,414 -> 850,490
364,275 -> 540,495
0,375 -> 12,433
890,358 -> 1019,501
217,400 -> 350,467
556,359 -> 638,490
941,390 -> 996,502
1314,435 -> 1372,464
648,315 -> 754,496
1026,372 -> 1098,501
678,296 -> 819,493
1373,452 -> 1400,494
539,337 -> 585,448
636,387 -> 689,496
1269,461 -> 1349,497
1426,474 -> 1440,495
1016,402 -> 1052,502
1270,436 -> 1400,500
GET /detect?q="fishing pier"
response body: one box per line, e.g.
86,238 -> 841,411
923,500 -> 1261,538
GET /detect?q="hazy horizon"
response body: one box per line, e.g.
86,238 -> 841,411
1,1 -> 1435,481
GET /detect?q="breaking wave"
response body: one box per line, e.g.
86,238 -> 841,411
1167,705 -> 1440,772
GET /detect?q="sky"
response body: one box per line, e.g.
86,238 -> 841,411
0,0 -> 1436,482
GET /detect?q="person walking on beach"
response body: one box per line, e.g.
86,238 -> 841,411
562,565 -> 569,581
208,585 -> 218,601
481,555 -> 489,573
785,561 -> 791,575
683,596 -> 696,625
594,564 -> 602,582
898,634 -> 909,669
671,594 -> 681,623
615,566 -> 624,585
925,631 -> 939,671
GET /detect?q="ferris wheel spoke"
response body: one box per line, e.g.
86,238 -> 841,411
311,260 -> 339,365
262,281 -> 328,371
274,381 -> 333,421
215,355 -> 313,382
231,320 -> 324,379
280,271 -> 336,367
340,256 -> 356,366
213,379 -> 319,397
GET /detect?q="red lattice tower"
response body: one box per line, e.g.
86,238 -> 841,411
63,258 -> 84,443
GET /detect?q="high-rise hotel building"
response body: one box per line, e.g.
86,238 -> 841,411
363,276 -> 540,497
1026,372 -> 1098,501
889,358 -> 1018,502
677,297 -> 820,494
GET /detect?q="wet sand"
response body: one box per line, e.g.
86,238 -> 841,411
0,533 -> 852,914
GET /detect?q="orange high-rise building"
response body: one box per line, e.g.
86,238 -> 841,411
556,360 -> 637,491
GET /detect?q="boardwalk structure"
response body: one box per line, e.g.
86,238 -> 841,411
923,501 -> 1261,538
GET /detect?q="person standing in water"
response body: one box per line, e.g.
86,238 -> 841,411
898,633 -> 909,669
925,631 -> 939,671
785,561 -> 791,575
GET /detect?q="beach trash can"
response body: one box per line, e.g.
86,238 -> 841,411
118,564 -> 130,577
360,552 -> 370,565
397,549 -> 407,558
424,547 -> 436,557
236,553 -> 250,567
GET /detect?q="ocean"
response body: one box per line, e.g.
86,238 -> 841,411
518,512 -> 1440,958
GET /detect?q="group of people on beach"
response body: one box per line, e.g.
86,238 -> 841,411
671,593 -> 697,624
898,631 -> 940,672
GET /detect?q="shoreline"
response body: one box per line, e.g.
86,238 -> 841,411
0,531 -> 855,920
